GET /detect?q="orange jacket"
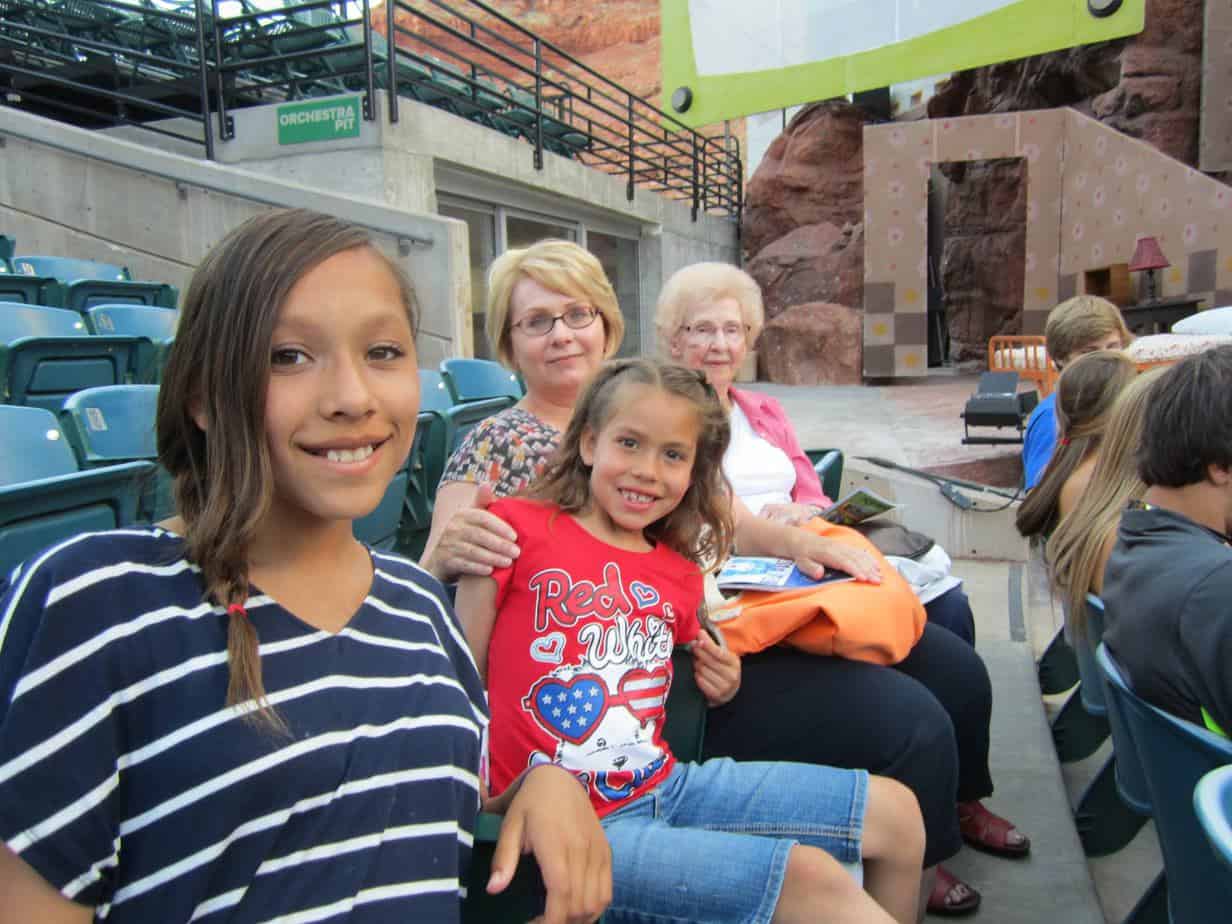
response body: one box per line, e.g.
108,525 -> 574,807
716,519 -> 926,666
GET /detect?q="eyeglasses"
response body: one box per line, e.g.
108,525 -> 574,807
682,322 -> 749,344
511,305 -> 600,337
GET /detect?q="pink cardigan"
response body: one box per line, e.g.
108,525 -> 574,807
729,387 -> 832,508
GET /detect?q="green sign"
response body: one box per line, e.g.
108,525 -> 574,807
276,96 -> 361,145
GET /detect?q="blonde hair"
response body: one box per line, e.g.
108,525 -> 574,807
1048,368 -> 1166,639
655,262 -> 765,350
1016,351 -> 1137,539
1045,295 -> 1133,368
485,239 -> 623,368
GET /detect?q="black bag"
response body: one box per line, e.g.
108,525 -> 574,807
855,522 -> 935,560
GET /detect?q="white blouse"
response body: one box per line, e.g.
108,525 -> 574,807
722,402 -> 797,516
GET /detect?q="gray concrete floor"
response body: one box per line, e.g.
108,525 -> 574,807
748,379 -> 1161,923
742,377 -> 1020,472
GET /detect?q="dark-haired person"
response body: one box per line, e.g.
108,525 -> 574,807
1102,344 -> 1232,738
0,211 -> 609,924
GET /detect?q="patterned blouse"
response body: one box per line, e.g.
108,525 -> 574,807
439,406 -> 562,498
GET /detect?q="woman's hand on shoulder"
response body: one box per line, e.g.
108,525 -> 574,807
490,764 -> 611,924
690,630 -> 740,706
759,502 -> 822,527
790,532 -> 883,584
421,483 -> 520,583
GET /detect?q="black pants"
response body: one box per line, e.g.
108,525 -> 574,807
702,617 -> 993,868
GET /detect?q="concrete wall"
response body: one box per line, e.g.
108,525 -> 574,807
0,107 -> 469,366
220,91 -> 738,356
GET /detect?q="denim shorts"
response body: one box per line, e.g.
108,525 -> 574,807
599,757 -> 868,924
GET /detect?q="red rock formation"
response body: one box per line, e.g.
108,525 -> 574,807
741,102 -> 867,259
928,0 -> 1209,168
758,302 -> 863,385
937,159 -> 1028,361
746,221 -> 864,321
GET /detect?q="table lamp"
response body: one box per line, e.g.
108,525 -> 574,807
1129,235 -> 1169,303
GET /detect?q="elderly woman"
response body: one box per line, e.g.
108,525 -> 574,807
426,242 -> 989,916
656,262 -> 1033,916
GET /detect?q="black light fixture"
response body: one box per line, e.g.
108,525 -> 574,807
671,86 -> 693,113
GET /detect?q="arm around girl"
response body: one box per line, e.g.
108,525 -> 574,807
458,358 -> 925,924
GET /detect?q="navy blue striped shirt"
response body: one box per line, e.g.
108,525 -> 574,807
0,528 -> 488,922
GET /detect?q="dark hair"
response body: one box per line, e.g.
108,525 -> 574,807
157,208 -> 417,727
1016,350 -> 1136,539
1138,344 -> 1232,487
528,358 -> 735,568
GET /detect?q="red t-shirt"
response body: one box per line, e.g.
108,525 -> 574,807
484,498 -> 702,817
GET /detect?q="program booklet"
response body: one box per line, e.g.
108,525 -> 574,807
715,557 -> 855,592
821,487 -> 898,527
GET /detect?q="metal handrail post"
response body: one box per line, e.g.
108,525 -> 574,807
533,37 -> 543,170
387,0 -> 398,123
691,133 -> 699,221
209,0 -> 232,140
193,0 -> 214,159
361,0 -> 374,119
625,94 -> 633,201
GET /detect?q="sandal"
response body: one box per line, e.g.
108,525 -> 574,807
927,865 -> 981,917
958,800 -> 1031,858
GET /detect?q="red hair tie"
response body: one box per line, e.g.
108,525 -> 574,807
227,603 -> 248,618
1059,437 -> 1070,446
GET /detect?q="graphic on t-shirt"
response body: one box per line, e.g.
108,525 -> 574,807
529,631 -> 566,665
518,560 -> 678,804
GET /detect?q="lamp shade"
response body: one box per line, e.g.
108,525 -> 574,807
1129,235 -> 1170,272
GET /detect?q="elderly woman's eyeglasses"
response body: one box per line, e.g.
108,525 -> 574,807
682,322 -> 749,344
511,305 -> 600,337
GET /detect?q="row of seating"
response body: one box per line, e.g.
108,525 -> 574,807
4,0 -> 593,161
1046,594 -> 1232,921
0,252 -> 178,311
0,358 -> 527,576
1,302 -> 176,408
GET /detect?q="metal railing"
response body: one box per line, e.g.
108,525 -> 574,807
0,0 -> 741,219
0,0 -> 218,157
380,0 -> 740,217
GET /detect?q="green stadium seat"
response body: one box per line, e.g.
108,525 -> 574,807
14,256 -> 130,282
1195,766 -> 1232,872
0,302 -> 89,336
805,448 -> 844,502
440,358 -> 524,403
0,405 -> 151,578
353,440 -> 413,552
1098,642 -> 1232,922
444,396 -> 515,455
0,273 -> 65,307
62,279 -> 178,311
396,410 -> 451,560
59,385 -> 173,522
85,304 -> 177,382
0,303 -> 143,412
419,368 -> 456,413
